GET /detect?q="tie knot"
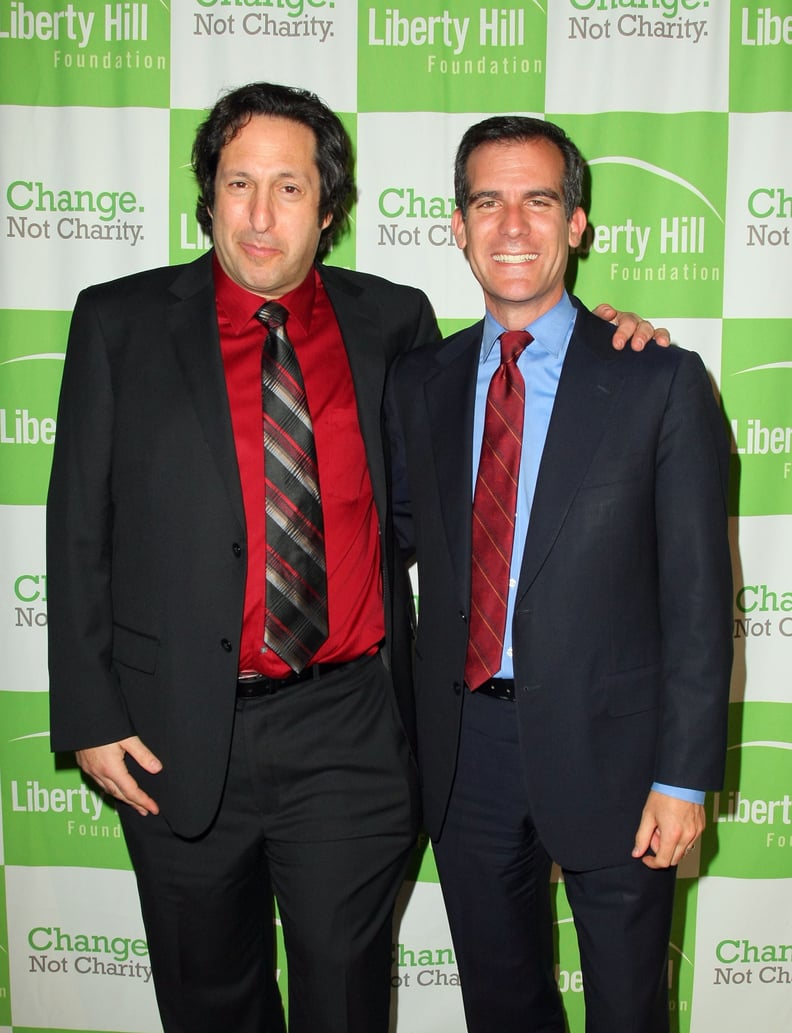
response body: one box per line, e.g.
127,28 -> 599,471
499,330 -> 532,365
255,301 -> 288,331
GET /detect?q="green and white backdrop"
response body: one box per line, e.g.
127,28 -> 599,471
1,1 -> 791,1030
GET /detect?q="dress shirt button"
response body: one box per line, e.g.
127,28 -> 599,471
221,638 -> 233,652
232,542 -> 242,557
509,577 -> 517,588
507,647 -> 513,658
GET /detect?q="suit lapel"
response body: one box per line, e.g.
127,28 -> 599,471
516,314 -> 626,600
167,252 -> 245,528
423,324 -> 481,605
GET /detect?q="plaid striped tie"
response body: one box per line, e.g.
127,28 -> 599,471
464,330 -> 532,691
256,301 -> 328,672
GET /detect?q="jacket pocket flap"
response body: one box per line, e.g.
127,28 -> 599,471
112,624 -> 159,674
606,665 -> 660,717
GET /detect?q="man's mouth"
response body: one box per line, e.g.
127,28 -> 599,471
241,240 -> 279,256
492,253 -> 538,264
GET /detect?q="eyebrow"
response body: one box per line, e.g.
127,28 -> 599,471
468,187 -> 563,204
220,166 -> 311,182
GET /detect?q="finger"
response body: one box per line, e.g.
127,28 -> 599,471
643,849 -> 673,870
87,775 -> 112,796
641,816 -> 682,868
648,829 -> 691,869
660,829 -> 685,867
681,839 -> 699,860
610,321 -> 633,350
103,757 -> 160,815
630,319 -> 655,349
121,735 -> 163,775
591,303 -> 616,322
106,772 -> 160,817
654,326 -> 671,348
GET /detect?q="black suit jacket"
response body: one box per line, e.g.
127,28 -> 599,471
47,251 -> 439,838
385,298 -> 733,870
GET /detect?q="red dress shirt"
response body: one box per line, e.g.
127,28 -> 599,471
214,257 -> 385,677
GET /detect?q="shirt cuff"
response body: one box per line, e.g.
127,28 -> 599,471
651,782 -> 706,805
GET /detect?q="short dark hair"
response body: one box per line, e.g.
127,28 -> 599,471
192,82 -> 355,260
454,115 -> 585,220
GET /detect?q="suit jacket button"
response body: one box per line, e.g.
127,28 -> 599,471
232,542 -> 242,557
453,681 -> 462,696
221,638 -> 233,652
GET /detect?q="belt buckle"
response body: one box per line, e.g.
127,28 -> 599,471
236,673 -> 279,698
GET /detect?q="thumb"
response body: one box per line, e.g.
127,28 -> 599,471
632,808 -> 657,858
121,735 -> 163,774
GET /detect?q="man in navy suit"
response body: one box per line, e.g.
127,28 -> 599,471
385,116 -> 732,1032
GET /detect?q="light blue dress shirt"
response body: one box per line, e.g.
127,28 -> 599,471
471,292 -> 702,805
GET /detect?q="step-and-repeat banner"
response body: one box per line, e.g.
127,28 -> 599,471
1,2 -> 791,1030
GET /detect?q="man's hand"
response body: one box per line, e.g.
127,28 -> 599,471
76,736 -> 162,817
593,303 -> 671,351
632,789 -> 705,869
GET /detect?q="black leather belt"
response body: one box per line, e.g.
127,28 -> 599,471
236,651 -> 373,698
473,678 -> 515,702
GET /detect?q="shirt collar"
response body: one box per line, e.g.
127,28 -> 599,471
212,252 -> 318,334
481,291 -> 576,364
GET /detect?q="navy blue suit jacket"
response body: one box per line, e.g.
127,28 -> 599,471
385,298 -> 733,870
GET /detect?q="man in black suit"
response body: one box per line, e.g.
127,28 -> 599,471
47,84 -> 664,1033
385,116 -> 732,1032
47,81 -> 438,1033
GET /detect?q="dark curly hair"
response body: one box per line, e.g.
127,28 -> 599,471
192,82 -> 355,261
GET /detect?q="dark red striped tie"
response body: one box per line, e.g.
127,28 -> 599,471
256,302 -> 328,672
464,330 -> 532,691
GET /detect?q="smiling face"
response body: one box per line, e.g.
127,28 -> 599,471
452,136 -> 587,329
209,113 -> 331,299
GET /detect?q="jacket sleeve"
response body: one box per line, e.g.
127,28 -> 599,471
653,349 -> 733,791
47,288 -> 134,752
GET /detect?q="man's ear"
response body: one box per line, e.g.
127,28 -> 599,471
567,207 -> 587,249
451,208 -> 467,251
